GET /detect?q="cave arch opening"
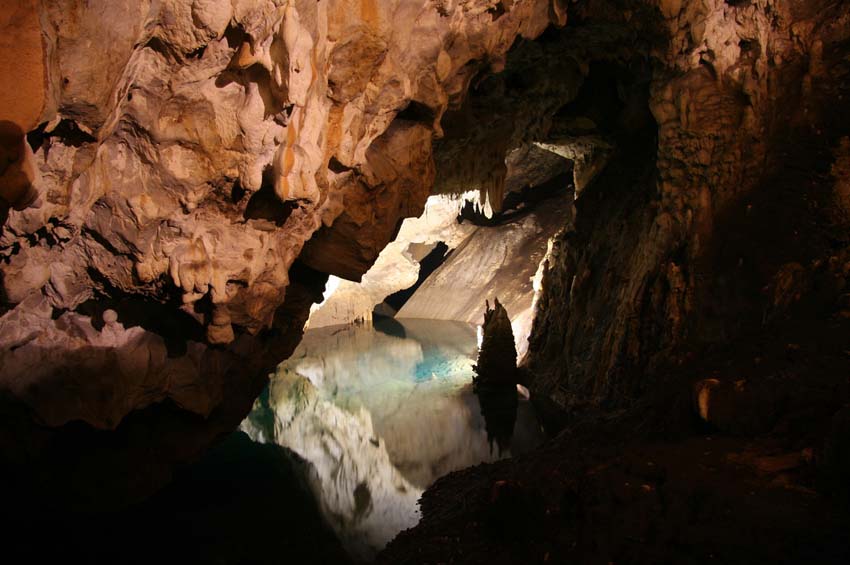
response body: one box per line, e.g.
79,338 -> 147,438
240,24 -> 660,561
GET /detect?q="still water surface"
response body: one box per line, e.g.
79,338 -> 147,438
241,318 -> 544,560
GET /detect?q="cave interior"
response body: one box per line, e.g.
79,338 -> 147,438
1,0 -> 849,563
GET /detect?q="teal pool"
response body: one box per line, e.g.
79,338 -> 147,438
241,318 -> 545,560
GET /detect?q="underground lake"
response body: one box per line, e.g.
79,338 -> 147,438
240,317 -> 546,559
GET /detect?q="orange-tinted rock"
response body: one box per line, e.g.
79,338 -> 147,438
0,1 -> 567,463
300,121 -> 436,280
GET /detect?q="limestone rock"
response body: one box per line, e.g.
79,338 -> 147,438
527,0 -> 850,410
474,298 -> 518,388
267,370 -> 423,561
308,142 -> 571,332
307,192 -> 477,329
0,0 -> 46,130
0,0 -> 567,445
0,0 -> 47,220
397,188 -> 571,359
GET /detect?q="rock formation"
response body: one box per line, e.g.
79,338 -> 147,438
525,0 -> 850,411
397,185 -> 570,358
474,298 -> 518,388
265,370 -> 424,561
379,0 -> 850,562
0,0 -> 569,501
0,0 -> 45,223
306,191 -> 478,328
2,0 -> 850,559
308,158 -> 570,357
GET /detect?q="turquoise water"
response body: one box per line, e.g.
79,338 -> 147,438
241,318 -> 545,560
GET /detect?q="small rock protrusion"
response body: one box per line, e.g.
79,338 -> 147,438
102,309 -> 119,325
207,305 -> 234,345
693,377 -> 778,435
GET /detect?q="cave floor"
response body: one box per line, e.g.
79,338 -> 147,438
381,434 -> 848,564
379,316 -> 850,564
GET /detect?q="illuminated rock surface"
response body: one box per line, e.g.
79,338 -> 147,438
241,319 -> 543,559
306,193 -> 478,328
397,189 -> 570,357
0,0 -> 565,492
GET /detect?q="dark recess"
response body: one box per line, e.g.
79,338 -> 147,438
230,179 -> 246,203
0,431 -> 351,564
25,119 -> 97,155
328,155 -> 353,174
76,272 -> 206,358
396,100 -> 437,125
243,174 -> 298,226
383,242 -> 450,312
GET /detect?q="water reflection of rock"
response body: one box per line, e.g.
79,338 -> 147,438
269,371 -> 421,560
475,386 -> 519,454
241,320 -> 545,559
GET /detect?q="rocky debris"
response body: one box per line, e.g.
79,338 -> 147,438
380,430 -> 850,564
484,479 -> 545,540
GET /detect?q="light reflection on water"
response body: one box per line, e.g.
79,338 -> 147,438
241,318 -> 545,560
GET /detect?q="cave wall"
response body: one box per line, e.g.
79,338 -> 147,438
527,0 -> 850,409
307,144 -> 570,332
0,0 -> 569,501
0,0 -> 45,222
2,0 -> 849,507
396,191 -> 571,361
306,192 -> 478,329
0,0 -> 566,422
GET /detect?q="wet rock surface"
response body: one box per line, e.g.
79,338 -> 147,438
240,319 -> 544,560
